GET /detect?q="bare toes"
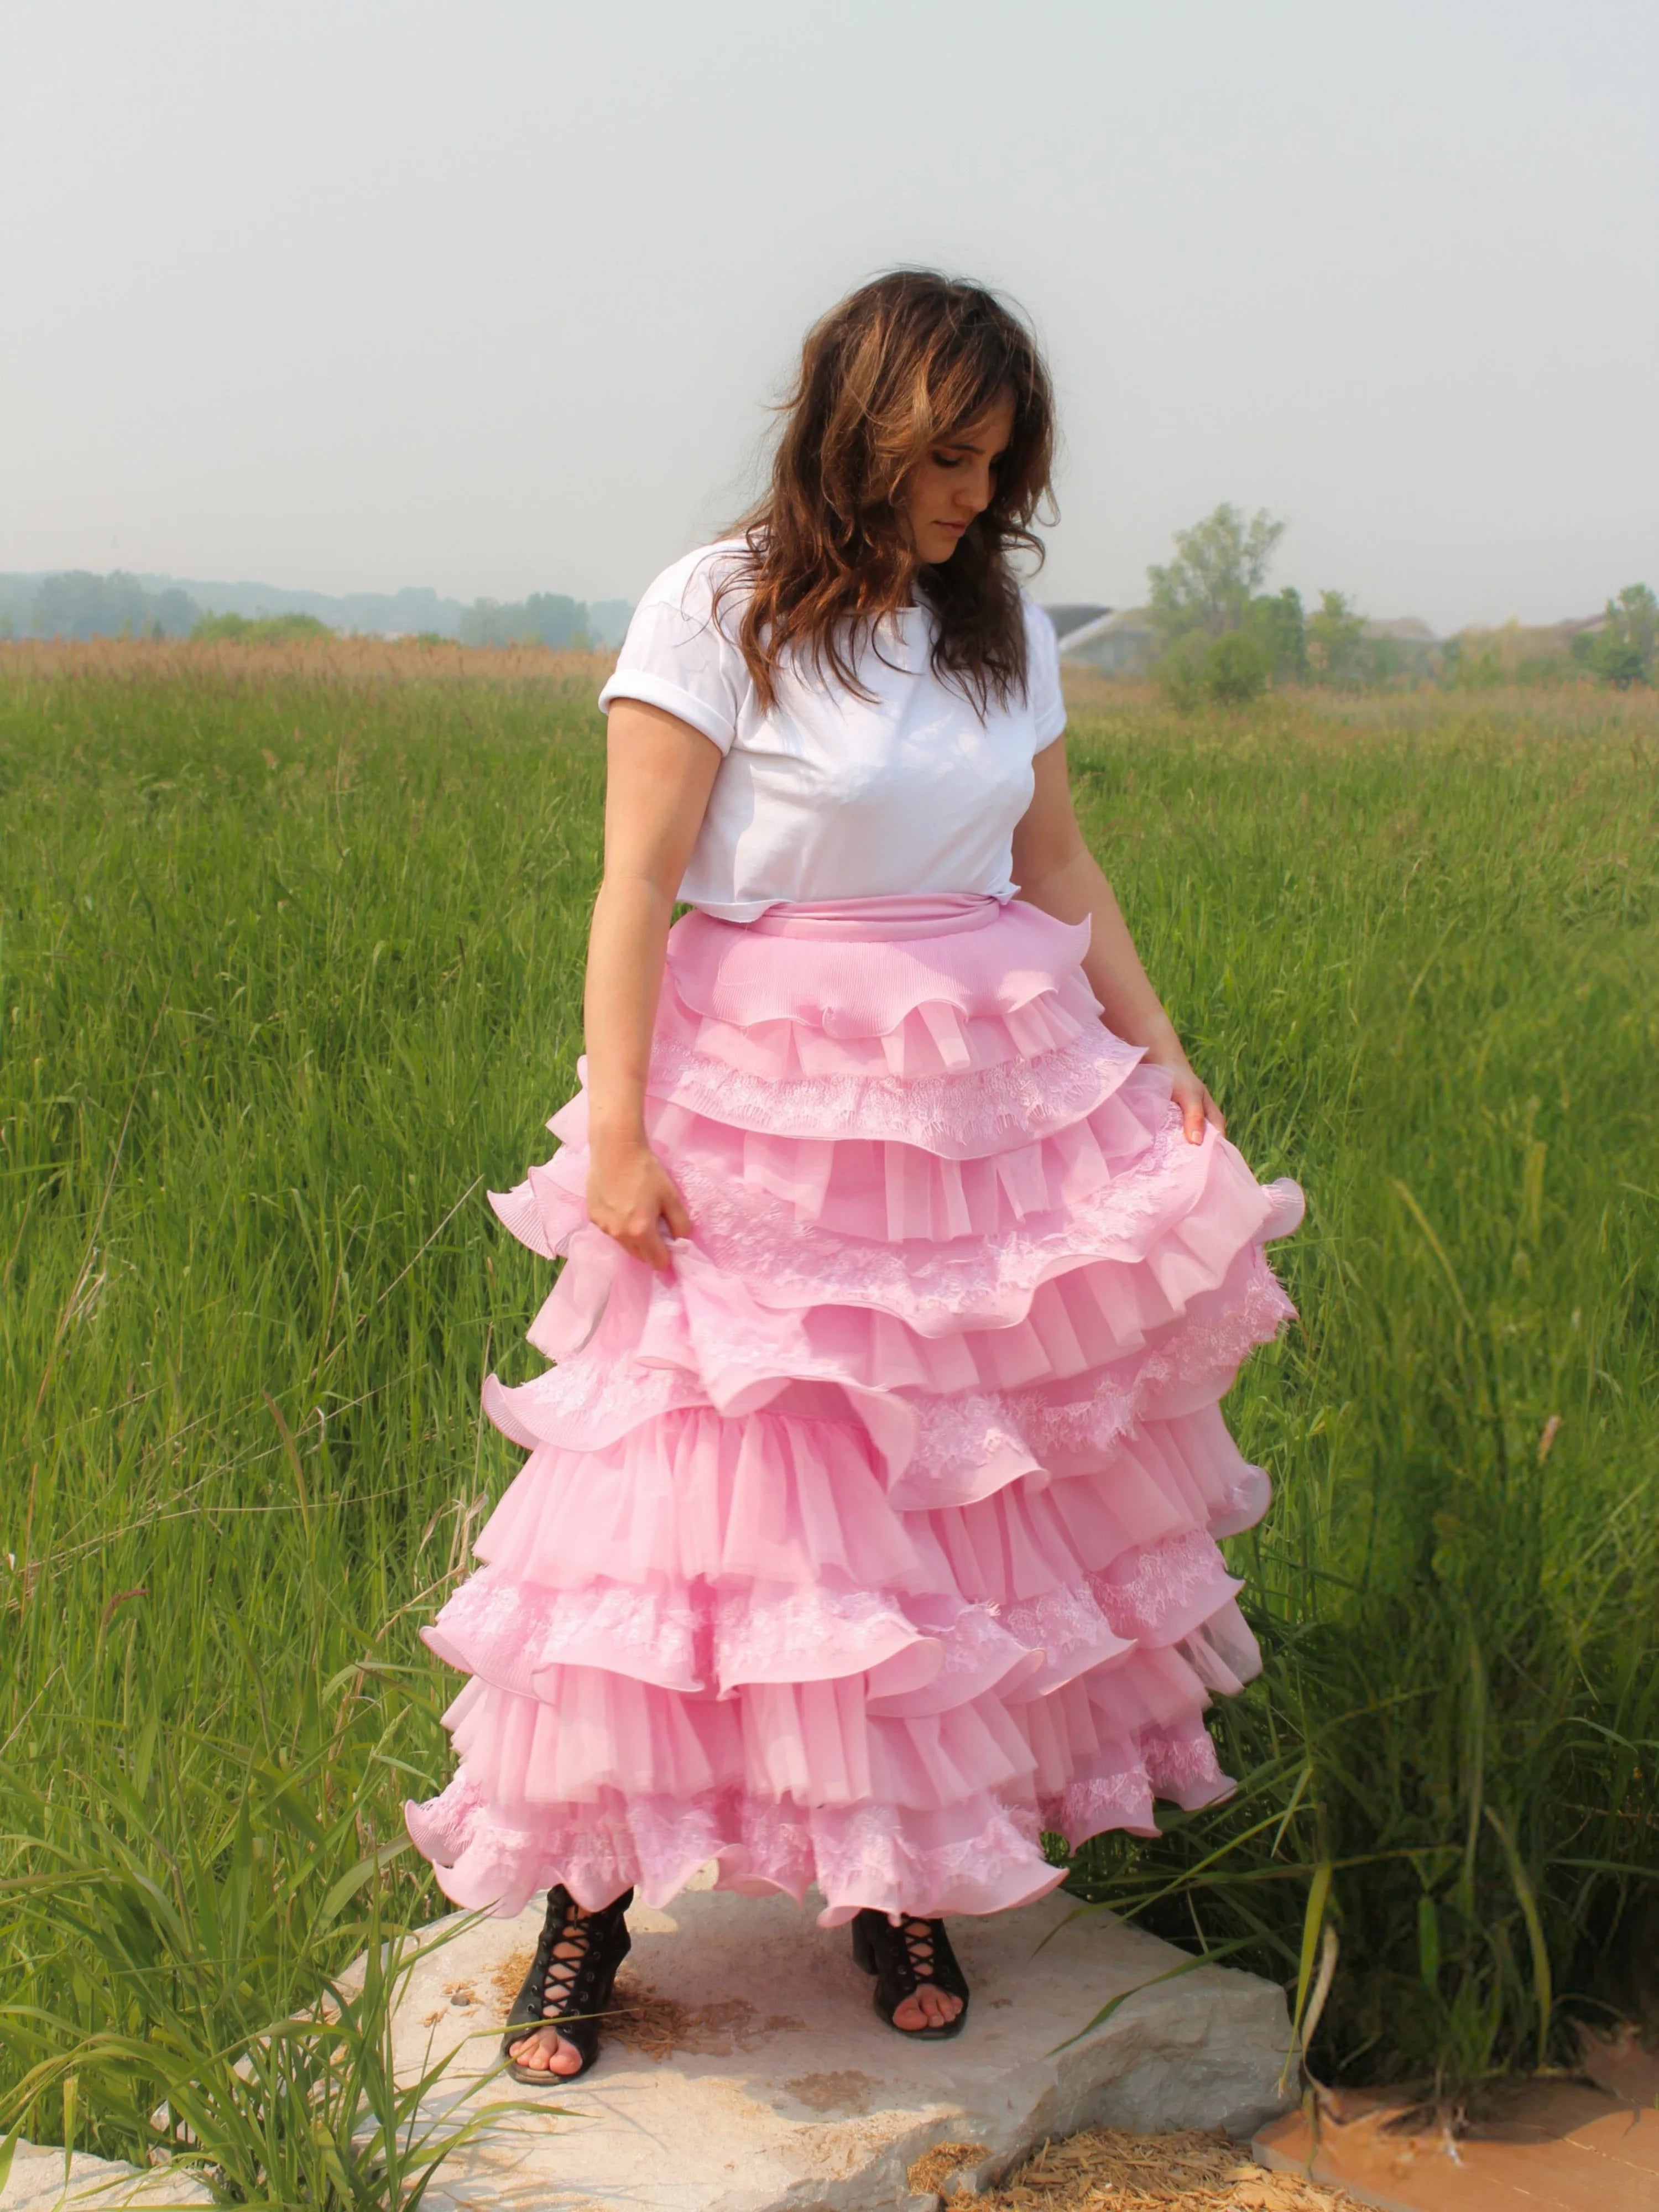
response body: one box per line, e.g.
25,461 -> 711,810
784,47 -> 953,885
892,1985 -> 963,2032
510,2026 -> 578,2073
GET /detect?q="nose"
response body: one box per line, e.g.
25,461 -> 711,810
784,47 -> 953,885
961,457 -> 994,514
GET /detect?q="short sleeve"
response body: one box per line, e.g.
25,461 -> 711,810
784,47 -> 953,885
597,546 -> 750,755
1026,600 -> 1067,750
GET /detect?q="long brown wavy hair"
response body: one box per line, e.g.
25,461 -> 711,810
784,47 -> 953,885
716,270 -> 1056,713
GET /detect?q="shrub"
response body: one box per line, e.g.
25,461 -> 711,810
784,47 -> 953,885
1203,629 -> 1272,705
192,611 -> 334,644
1154,632 -> 1209,712
1157,629 -> 1271,710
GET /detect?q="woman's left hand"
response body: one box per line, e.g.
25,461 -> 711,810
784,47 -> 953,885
1142,1039 -> 1226,1145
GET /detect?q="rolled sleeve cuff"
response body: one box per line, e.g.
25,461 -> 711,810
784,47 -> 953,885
596,670 -> 735,754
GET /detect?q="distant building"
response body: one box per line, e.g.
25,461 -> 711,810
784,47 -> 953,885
1042,604 -> 1112,646
1361,617 -> 1438,645
1052,606 -> 1159,677
1446,613 -> 1605,677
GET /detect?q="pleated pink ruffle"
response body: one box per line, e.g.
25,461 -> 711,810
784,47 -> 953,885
406,896 -> 1301,1923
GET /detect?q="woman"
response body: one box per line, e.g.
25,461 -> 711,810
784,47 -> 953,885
406,271 -> 1302,2079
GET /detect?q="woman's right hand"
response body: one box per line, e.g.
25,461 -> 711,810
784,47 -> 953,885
586,1136 -> 692,1272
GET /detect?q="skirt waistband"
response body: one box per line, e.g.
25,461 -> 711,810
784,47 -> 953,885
738,894 -> 1005,942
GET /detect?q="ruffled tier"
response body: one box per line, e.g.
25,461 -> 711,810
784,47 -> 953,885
408,898 -> 1301,1922
405,1773 -> 1065,1923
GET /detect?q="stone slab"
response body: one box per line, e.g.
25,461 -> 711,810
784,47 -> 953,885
388,1881 -> 1292,2212
1,1885 -> 1291,2212
0,2145 -> 213,2212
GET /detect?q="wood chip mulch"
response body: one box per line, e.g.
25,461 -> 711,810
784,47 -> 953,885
912,2127 -> 1356,2211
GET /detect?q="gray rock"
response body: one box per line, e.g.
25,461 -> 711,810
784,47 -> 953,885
391,1880 -> 1292,2212
0,2144 -> 212,2212
1,1884 -> 1290,2212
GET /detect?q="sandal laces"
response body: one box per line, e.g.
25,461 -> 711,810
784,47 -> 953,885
535,1895 -> 614,2025
900,1915 -> 940,1992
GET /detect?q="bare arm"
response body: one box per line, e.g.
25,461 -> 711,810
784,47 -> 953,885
1010,737 -> 1223,1144
583,700 -> 724,1267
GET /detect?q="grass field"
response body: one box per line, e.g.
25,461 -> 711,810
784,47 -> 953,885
2,645 -> 1656,2182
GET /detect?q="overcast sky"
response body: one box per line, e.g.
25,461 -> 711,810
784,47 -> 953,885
3,0 -> 1655,630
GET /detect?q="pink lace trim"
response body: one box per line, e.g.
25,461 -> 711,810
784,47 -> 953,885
434,1571 -> 697,1678
1123,1262 -> 1297,1410
866,1604 -> 1044,1715
998,1581 -> 1134,1688
426,1566 -> 946,1697
900,1259 -> 1295,1498
664,1114 -> 1234,1332
1141,1721 -> 1231,1806
1040,1771 -> 1160,1844
646,1028 -> 1142,1152
405,1772 -> 1065,1922
484,1249 -> 1295,1509
1097,1529 -> 1240,1644
714,1580 -> 924,1686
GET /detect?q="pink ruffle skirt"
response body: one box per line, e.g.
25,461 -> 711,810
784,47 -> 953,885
405,894 -> 1303,1925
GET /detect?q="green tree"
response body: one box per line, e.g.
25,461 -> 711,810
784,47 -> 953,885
153,587 -> 199,638
521,593 -> 586,649
1148,503 -> 1286,644
1307,589 -> 1368,687
1577,583 -> 1657,688
1245,586 -> 1308,680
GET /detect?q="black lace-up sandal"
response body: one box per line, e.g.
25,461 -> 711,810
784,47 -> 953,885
850,1909 -> 971,2039
501,1884 -> 633,2082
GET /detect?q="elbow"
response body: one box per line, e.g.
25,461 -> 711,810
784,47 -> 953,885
595,871 -> 680,922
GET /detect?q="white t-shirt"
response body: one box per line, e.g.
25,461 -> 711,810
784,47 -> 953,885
597,539 -> 1067,922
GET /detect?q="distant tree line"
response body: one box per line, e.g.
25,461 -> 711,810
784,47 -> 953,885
0,571 -> 634,648
458,593 -> 596,649
456,593 -> 634,649
0,571 -> 201,641
1141,506 -> 1655,706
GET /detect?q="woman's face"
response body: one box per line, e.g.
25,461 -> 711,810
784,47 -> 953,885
899,390 -> 1016,568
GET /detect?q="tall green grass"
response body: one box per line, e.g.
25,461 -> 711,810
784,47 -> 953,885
0,661 -> 598,2180
2,661 -> 1655,2173
1063,686 -> 1659,2089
